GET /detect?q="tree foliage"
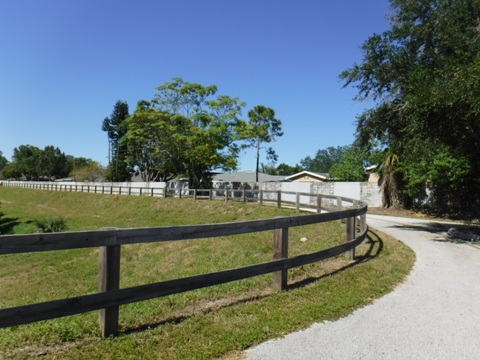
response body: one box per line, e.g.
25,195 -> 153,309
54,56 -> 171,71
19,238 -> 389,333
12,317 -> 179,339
341,0 -> 480,215
329,145 -> 382,182
0,151 -> 8,179
6,145 -> 68,180
2,145 -> 86,181
241,105 -> 283,182
102,100 -> 131,182
123,78 -> 246,187
73,161 -> 106,182
262,162 -> 303,176
300,146 -> 348,173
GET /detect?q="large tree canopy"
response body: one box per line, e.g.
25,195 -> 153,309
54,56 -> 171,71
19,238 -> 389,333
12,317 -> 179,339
300,146 -> 348,174
4,145 -> 72,180
329,144 -> 382,182
341,0 -> 480,216
123,78 -> 246,187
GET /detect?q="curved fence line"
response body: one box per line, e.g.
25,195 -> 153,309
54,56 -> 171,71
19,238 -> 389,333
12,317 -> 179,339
1,180 -> 360,213
0,183 -> 368,337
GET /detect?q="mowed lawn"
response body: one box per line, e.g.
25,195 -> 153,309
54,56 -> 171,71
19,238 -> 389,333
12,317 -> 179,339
0,187 -> 414,359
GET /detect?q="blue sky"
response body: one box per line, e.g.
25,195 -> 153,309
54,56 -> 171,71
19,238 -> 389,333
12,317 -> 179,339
0,0 -> 391,171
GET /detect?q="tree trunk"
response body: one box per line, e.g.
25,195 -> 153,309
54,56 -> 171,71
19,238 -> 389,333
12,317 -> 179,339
256,140 -> 260,182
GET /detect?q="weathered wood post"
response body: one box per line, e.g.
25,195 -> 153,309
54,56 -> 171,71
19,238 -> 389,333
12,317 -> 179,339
273,227 -> 289,291
259,189 -> 264,205
225,189 -> 229,202
337,196 -> 343,210
98,228 -> 121,338
345,216 -> 356,260
277,190 -> 282,208
295,192 -> 300,213
316,194 -> 322,213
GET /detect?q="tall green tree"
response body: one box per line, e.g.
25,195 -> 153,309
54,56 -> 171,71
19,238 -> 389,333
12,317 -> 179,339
123,103 -> 182,182
6,145 -> 75,180
124,78 -> 246,187
2,163 -> 22,180
329,144 -> 382,182
341,0 -> 480,215
275,163 -> 303,176
11,145 -> 42,180
40,146 -> 68,179
243,105 -> 283,182
102,100 -> 131,182
300,146 -> 348,174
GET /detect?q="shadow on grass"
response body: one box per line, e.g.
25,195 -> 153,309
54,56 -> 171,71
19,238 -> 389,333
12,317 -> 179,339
0,212 -> 20,235
119,229 -> 384,337
288,230 -> 384,290
381,220 -> 480,244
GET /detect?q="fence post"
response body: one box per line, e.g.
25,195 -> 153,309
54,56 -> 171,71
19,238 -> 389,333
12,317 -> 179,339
359,213 -> 367,235
295,192 -> 300,213
316,194 -> 322,213
242,189 -> 246,203
345,216 -> 355,260
260,189 -> 264,205
337,196 -> 343,210
277,190 -> 281,208
273,227 -> 289,292
98,228 -> 121,338
225,189 -> 229,202
209,189 -> 213,200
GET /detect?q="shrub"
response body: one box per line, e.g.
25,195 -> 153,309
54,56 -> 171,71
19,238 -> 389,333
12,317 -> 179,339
34,215 -> 68,233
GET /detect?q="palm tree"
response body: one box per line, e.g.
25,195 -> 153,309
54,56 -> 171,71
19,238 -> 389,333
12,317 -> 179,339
377,150 -> 404,208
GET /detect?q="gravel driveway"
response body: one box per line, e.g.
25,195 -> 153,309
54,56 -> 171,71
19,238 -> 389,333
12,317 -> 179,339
244,215 -> 480,359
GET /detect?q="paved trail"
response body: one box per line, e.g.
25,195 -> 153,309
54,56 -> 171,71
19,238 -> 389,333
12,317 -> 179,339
245,215 -> 480,360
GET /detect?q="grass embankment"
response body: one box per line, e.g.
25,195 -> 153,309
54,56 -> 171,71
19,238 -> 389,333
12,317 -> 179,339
0,188 -> 414,359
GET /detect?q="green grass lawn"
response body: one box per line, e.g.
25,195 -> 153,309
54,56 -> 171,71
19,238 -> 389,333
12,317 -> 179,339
0,187 -> 414,359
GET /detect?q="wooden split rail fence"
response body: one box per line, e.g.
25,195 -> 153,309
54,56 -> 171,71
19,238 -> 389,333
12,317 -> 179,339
2,180 -> 350,212
0,187 -> 368,337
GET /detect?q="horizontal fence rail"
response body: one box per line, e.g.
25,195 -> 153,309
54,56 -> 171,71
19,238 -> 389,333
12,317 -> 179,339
0,185 -> 368,337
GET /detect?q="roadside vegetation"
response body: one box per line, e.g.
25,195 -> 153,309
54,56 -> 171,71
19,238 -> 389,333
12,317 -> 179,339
0,188 -> 414,359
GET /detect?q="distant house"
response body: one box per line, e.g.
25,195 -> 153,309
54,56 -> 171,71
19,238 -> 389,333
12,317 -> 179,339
211,171 -> 286,183
285,171 -> 329,183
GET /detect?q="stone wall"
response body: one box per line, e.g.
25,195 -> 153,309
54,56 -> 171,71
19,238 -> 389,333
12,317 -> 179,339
248,181 -> 382,207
